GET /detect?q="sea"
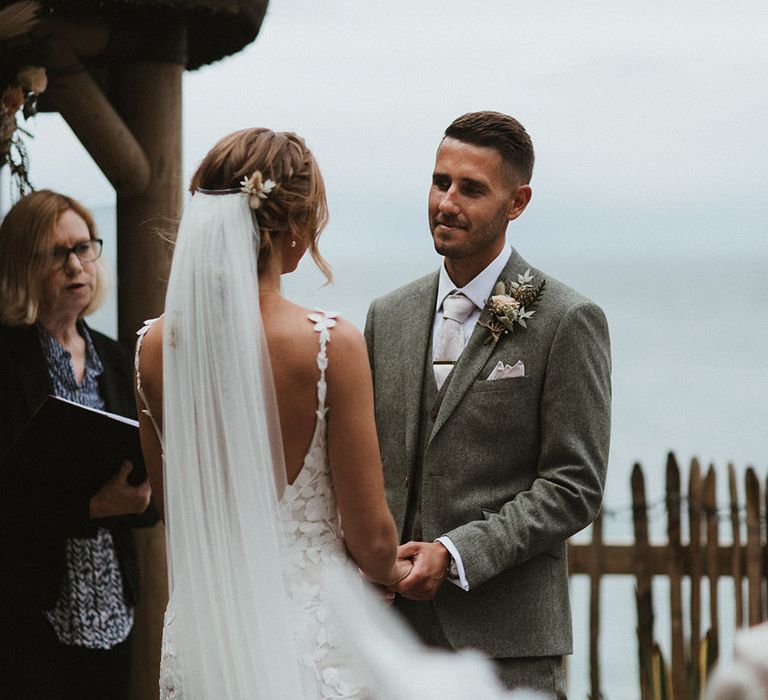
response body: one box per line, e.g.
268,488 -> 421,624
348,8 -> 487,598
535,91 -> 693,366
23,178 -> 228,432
88,204 -> 768,699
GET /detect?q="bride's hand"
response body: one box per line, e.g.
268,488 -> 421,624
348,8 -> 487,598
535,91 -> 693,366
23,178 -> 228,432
386,557 -> 414,588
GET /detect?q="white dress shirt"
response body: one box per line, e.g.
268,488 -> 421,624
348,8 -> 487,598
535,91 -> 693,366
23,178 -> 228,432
432,244 -> 512,591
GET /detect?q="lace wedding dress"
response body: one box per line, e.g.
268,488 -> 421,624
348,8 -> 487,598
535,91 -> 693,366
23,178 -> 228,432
136,311 -> 367,700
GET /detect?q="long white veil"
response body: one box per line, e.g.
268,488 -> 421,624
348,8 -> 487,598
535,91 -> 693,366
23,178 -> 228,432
162,192 -> 302,698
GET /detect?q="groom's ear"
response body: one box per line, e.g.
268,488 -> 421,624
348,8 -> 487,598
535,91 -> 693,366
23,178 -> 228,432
506,183 -> 532,222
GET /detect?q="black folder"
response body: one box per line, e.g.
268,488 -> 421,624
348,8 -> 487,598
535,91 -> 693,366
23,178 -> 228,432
3,394 -> 147,493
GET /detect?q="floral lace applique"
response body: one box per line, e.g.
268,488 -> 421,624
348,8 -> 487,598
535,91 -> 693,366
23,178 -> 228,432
276,311 -> 367,699
159,607 -> 183,700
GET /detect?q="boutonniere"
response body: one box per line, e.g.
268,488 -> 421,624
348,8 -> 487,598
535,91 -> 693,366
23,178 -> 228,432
478,269 -> 546,344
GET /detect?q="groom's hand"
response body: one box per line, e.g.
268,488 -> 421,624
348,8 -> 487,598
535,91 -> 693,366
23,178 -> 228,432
388,541 -> 451,600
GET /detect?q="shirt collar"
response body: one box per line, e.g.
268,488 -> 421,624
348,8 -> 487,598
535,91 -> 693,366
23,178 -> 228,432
435,245 -> 512,314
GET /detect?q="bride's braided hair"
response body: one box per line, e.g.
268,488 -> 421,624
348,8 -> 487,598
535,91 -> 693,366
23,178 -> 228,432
189,128 -> 331,281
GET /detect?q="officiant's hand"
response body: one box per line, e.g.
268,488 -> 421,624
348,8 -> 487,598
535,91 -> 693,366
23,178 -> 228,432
388,541 -> 450,600
89,460 -> 152,518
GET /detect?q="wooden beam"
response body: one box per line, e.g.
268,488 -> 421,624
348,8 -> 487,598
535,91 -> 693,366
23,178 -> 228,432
568,542 -> 767,577
42,35 -> 151,197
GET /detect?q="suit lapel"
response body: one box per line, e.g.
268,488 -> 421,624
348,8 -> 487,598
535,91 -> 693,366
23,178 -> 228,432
429,248 -> 531,443
400,274 -> 439,466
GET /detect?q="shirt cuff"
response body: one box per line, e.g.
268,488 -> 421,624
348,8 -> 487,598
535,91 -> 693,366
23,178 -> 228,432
435,536 -> 470,591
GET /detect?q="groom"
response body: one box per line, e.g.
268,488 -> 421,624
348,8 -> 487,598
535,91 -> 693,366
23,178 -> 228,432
365,111 -> 611,697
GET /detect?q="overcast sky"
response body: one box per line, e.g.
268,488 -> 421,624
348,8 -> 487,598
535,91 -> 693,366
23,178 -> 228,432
14,0 -> 768,255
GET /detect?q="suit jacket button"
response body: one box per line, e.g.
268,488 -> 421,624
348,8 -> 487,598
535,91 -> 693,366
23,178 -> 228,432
430,409 -> 438,421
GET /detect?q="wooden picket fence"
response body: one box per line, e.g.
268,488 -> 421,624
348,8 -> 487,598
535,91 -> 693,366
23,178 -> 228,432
567,452 -> 767,699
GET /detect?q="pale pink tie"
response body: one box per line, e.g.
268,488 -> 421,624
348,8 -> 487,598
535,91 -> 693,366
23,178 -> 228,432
433,292 -> 476,390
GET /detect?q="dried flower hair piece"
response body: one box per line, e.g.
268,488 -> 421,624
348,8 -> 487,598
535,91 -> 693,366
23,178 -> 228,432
240,171 -> 276,210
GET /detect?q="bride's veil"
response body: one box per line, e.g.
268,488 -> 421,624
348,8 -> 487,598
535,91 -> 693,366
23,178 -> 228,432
162,191 -> 302,697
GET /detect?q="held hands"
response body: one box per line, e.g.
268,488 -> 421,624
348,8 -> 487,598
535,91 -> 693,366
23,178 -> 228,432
387,540 -> 451,600
367,558 -> 415,605
89,459 -> 152,519
388,557 -> 415,586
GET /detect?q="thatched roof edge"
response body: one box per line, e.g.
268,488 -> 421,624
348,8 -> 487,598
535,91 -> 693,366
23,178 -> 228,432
0,0 -> 269,69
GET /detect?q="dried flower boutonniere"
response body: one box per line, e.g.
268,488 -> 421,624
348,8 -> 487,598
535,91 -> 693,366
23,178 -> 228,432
478,269 -> 546,344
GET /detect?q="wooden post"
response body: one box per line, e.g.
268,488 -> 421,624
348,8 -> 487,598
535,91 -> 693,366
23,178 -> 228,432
688,458 -> 703,696
632,463 -> 653,700
113,62 -> 182,346
764,475 -> 768,621
666,452 -> 687,700
704,466 -> 719,663
112,53 -> 184,700
589,512 -> 603,700
728,463 -> 743,627
745,468 -> 762,625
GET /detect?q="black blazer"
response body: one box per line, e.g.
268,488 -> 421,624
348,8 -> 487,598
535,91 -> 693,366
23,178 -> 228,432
0,322 -> 157,621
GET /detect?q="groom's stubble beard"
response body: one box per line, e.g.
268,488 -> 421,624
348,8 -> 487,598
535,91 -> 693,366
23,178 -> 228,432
430,200 -> 510,261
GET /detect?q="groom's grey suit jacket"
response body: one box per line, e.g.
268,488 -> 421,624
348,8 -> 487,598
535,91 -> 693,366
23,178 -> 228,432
365,248 -> 611,658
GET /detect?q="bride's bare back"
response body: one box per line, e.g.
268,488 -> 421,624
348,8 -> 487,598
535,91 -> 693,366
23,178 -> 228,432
259,293 -> 333,485
135,292 -> 407,586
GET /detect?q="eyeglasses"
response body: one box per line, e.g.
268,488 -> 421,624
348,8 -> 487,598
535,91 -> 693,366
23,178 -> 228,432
43,239 -> 103,269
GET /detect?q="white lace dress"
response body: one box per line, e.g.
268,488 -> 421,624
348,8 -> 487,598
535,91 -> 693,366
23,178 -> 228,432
136,311 -> 367,700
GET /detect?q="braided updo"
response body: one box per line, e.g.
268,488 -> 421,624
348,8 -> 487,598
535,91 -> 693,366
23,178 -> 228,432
189,128 -> 331,281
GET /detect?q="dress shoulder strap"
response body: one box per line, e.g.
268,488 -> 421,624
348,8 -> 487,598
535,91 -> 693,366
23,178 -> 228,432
135,318 -> 164,441
307,310 -> 338,416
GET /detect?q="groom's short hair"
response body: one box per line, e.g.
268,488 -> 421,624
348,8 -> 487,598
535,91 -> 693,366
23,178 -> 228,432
444,111 -> 535,184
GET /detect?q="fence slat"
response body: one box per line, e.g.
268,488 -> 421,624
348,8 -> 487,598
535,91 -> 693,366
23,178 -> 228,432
632,463 -> 653,700
688,458 -> 703,696
704,465 -> 719,663
589,512 -> 603,700
666,453 -> 687,700
764,475 -> 768,622
568,456 -> 765,698
745,468 -> 762,625
729,463 -> 744,628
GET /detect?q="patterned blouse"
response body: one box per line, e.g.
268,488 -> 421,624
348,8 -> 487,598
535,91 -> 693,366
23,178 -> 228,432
38,322 -> 133,649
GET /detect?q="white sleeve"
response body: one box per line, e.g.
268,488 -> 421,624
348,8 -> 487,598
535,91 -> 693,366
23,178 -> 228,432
435,536 -> 470,591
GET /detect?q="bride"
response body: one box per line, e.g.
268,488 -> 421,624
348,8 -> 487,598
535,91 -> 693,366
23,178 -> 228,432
134,128 -> 535,699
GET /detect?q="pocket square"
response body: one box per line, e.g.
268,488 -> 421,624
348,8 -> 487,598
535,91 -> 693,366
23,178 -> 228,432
486,360 -> 525,381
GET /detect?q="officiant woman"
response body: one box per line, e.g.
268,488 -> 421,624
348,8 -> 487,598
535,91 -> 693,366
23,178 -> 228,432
0,190 -> 156,699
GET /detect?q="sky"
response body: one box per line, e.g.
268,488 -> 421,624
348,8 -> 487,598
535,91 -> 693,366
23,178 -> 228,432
4,2 -> 768,695
12,1 -> 768,260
